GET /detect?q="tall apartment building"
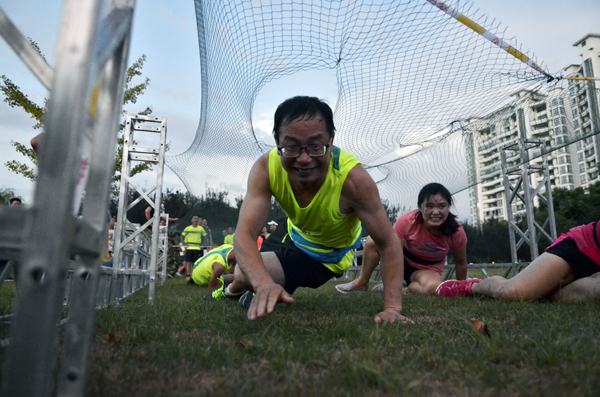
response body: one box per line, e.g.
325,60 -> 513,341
565,34 -> 600,188
467,33 -> 600,224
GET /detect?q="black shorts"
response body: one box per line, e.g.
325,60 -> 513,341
545,237 -> 600,279
260,222 -> 338,295
185,249 -> 203,263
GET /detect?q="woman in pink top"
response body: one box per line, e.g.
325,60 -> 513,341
336,183 -> 468,295
436,221 -> 600,301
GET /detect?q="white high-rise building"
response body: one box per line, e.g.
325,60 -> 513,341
467,33 -> 600,224
565,34 -> 600,188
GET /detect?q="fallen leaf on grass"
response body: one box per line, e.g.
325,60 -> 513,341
107,332 -> 120,346
238,340 -> 247,349
470,318 -> 491,338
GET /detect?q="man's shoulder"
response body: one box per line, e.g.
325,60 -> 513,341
340,163 -> 373,198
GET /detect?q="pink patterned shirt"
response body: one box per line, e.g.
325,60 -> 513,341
393,209 -> 467,274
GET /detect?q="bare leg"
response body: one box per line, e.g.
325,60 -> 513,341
471,252 -> 576,301
229,252 -> 285,294
407,269 -> 442,295
102,232 -> 111,261
186,260 -> 193,276
222,274 -> 235,284
349,237 -> 381,288
549,271 -> 600,302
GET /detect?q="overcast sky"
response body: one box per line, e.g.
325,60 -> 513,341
1,0 -> 598,220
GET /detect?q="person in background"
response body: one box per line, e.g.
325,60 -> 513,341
202,218 -> 213,247
267,220 -> 278,236
224,227 -> 235,245
336,182 -> 468,296
193,244 -> 242,290
261,226 -> 269,241
107,217 -> 115,255
436,220 -> 600,302
144,197 -> 179,227
176,240 -> 186,277
9,197 -> 22,207
222,230 -> 228,244
181,216 -> 207,283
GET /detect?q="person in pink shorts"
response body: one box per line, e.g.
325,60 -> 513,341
436,221 -> 600,301
336,183 -> 468,295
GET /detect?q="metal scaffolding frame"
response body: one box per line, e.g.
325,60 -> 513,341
0,0 -> 139,395
111,114 -> 168,305
157,216 -> 170,282
501,138 -> 557,275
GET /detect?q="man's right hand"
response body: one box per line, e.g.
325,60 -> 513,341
247,283 -> 295,321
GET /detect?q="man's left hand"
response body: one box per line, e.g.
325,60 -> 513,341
374,309 -> 413,324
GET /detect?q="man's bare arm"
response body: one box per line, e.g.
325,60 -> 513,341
234,155 -> 294,319
453,246 -> 468,280
208,263 -> 226,289
342,165 -> 411,324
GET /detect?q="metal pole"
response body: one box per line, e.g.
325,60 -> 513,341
2,0 -> 103,395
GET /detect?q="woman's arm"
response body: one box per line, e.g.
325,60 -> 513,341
453,245 -> 468,280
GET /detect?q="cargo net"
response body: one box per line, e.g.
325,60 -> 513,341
167,0 -> 599,213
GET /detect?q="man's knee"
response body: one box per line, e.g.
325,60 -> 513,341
233,265 -> 250,288
422,280 -> 440,295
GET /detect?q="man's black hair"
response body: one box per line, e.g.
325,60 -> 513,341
272,96 -> 335,144
9,197 -> 21,205
417,183 -> 460,237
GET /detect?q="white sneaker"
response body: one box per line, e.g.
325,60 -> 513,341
224,284 -> 244,298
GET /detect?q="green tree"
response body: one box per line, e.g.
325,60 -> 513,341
112,54 -> 154,193
381,199 -> 405,225
462,218 -> 514,264
535,181 -> 600,251
1,39 -> 153,187
1,41 -> 47,181
0,187 -> 18,204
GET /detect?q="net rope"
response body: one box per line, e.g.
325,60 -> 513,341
167,0 -> 600,216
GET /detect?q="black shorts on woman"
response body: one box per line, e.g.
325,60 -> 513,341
545,237 -> 600,279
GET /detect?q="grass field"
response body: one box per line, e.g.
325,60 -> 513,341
2,277 -> 600,396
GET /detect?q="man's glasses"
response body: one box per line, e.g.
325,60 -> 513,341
278,144 -> 330,158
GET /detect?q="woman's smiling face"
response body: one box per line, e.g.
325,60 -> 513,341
419,194 -> 449,232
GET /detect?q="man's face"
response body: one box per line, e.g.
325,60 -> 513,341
10,200 -> 20,207
277,114 -> 332,187
202,219 -> 208,227
222,230 -> 227,237
270,224 -> 277,231
191,216 -> 199,226
227,227 -> 234,234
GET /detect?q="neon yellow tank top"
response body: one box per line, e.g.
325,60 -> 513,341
191,244 -> 234,286
268,146 -> 362,273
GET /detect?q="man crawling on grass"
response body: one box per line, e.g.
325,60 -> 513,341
206,96 -> 410,324
192,244 -> 237,289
